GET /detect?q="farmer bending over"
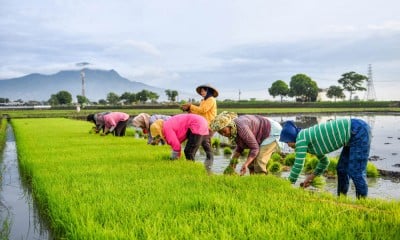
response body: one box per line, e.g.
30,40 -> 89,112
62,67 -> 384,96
279,118 -> 371,198
150,113 -> 209,160
210,111 -> 282,175
101,112 -> 130,137
131,113 -> 171,144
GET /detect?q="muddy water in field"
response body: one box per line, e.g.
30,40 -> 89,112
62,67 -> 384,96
0,124 -> 51,240
197,112 -> 400,201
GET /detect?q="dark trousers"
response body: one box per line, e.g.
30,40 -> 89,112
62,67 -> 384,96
114,120 -> 128,137
184,129 -> 204,160
201,130 -> 214,171
337,119 -> 371,198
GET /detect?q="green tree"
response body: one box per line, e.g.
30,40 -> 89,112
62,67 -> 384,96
98,99 -> 107,105
268,80 -> 289,102
288,74 -> 319,102
326,85 -> 345,102
165,89 -> 179,102
106,92 -> 120,105
0,98 -> 9,104
48,90 -> 72,105
148,91 -> 159,103
120,92 -> 137,105
338,71 -> 367,101
136,89 -> 150,103
76,95 -> 90,106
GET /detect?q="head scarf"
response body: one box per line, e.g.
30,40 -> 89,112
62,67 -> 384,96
210,111 -> 238,142
131,113 -> 151,129
279,121 -> 301,143
150,119 -> 164,139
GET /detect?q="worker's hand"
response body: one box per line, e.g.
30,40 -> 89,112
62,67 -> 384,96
180,103 -> 191,111
170,151 -> 180,160
240,164 -> 247,176
300,173 -> 315,188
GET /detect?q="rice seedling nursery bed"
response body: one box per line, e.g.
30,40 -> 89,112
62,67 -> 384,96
10,118 -> 400,239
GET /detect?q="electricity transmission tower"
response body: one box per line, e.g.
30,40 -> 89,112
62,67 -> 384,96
365,64 -> 376,101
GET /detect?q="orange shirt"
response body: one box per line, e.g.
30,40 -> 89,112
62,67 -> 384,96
189,97 -> 217,124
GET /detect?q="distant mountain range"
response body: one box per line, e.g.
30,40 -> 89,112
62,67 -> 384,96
0,68 -> 193,102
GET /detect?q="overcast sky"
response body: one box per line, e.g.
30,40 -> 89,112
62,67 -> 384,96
1,0 -> 399,101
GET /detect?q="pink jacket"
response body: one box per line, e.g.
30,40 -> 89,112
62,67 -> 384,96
162,114 -> 209,152
103,112 -> 130,129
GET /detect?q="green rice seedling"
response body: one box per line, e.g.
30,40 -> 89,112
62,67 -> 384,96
268,161 -> 282,173
10,118 -> 400,239
304,154 -> 319,173
223,165 -> 237,175
211,137 -> 220,148
326,157 -> 338,177
269,152 -> 282,163
283,153 -> 295,166
311,175 -> 326,189
223,158 -> 238,175
223,147 -> 232,155
367,162 -> 379,177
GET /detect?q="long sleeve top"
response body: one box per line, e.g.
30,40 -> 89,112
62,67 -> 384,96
289,118 -> 351,183
103,112 -> 130,130
94,112 -> 110,131
162,114 -> 209,152
189,97 -> 217,124
234,115 -> 271,159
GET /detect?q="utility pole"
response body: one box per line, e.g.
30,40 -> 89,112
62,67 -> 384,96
365,64 -> 376,101
238,89 -> 241,101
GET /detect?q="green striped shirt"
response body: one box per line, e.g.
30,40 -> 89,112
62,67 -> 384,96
289,118 -> 351,183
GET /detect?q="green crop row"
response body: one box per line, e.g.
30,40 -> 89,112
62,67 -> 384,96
0,117 -> 7,153
11,118 -> 400,239
2,106 -> 400,119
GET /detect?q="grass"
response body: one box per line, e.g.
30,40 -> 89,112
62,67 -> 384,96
2,105 -> 400,119
10,118 -> 400,239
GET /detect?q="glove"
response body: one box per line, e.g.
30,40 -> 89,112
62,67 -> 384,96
170,150 -> 181,160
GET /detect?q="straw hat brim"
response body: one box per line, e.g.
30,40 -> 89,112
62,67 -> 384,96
196,84 -> 219,97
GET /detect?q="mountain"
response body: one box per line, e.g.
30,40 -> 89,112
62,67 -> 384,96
0,69 -> 192,102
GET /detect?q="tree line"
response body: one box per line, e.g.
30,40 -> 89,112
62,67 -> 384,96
268,71 -> 368,102
48,89 -> 181,106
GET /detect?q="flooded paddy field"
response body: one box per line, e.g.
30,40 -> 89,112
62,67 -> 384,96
201,112 -> 400,201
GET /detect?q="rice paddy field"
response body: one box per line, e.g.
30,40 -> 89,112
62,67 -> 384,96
7,118 -> 400,239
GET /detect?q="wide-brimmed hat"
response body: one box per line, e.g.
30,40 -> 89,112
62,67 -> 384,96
279,121 -> 301,143
150,119 -> 164,138
196,84 -> 219,97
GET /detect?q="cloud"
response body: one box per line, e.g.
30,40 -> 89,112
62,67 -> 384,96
105,40 -> 161,57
